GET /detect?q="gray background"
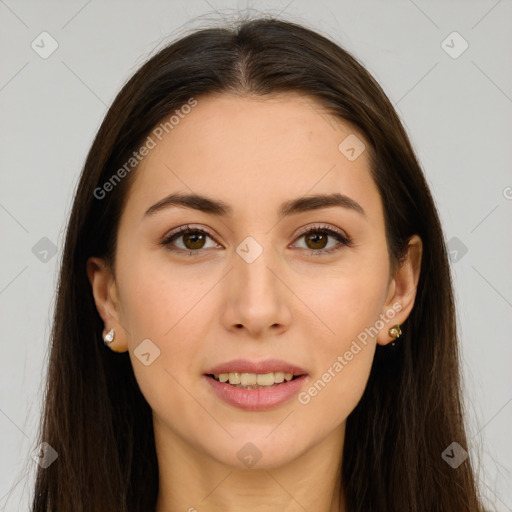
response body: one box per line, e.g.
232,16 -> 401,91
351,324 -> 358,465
0,0 -> 511,510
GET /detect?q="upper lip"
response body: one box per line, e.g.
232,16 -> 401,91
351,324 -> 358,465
205,359 -> 308,376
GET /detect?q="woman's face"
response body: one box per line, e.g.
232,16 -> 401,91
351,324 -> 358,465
89,92 -> 418,470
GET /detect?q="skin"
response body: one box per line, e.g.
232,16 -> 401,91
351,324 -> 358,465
87,92 -> 422,512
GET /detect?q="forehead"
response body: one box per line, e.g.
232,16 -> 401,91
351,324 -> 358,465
125,92 -> 382,222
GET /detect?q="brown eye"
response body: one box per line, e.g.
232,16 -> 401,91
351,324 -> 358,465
293,226 -> 352,255
181,231 -> 207,250
161,226 -> 219,255
304,231 -> 329,250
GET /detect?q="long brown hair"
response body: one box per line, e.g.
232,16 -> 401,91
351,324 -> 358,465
31,16 -> 484,511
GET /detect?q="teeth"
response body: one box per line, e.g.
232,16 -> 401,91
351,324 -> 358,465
241,373 -> 257,385
213,371 -> 297,386
274,372 -> 285,383
256,373 -> 274,386
228,372 -> 241,385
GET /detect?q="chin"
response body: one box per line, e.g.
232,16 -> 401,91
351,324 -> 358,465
205,434 -> 308,470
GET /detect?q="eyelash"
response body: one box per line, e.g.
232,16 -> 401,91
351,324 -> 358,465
160,224 -> 353,257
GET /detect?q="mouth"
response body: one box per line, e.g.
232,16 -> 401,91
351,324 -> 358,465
204,370 -> 308,411
203,359 -> 309,409
206,371 -> 301,390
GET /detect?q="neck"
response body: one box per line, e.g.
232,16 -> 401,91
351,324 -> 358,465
154,416 -> 346,512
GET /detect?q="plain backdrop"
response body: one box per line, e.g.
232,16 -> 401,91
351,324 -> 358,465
0,1 -> 511,510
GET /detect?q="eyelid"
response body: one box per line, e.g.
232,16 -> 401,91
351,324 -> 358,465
163,224 -> 214,239
293,223 -> 351,243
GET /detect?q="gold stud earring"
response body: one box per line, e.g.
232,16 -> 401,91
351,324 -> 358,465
388,324 -> 402,346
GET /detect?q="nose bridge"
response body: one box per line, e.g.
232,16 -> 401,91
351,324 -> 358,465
235,233 -> 278,298
227,232 -> 289,333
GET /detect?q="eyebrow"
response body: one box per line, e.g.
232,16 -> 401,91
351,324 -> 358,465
144,192 -> 366,219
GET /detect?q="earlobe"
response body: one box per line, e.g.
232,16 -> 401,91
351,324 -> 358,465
377,235 -> 423,346
86,257 -> 128,353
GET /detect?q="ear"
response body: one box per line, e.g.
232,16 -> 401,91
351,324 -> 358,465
86,257 -> 128,353
377,234 -> 423,346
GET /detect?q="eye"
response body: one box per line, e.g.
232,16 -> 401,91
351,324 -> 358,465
161,224 -> 352,256
291,225 -> 352,255
161,225 -> 220,256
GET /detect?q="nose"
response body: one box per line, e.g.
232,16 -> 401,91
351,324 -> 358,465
221,238 -> 292,338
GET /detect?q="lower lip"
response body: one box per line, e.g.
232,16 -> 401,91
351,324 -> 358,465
204,375 -> 308,411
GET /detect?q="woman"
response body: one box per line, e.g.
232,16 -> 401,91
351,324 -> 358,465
32,16 -> 484,512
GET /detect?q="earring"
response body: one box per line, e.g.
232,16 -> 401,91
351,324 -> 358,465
388,324 -> 402,347
103,328 -> 115,347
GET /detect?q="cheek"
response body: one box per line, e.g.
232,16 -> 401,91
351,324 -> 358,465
294,259 -> 389,420
301,256 -> 389,351
115,241 -> 224,337
116,246 -> 201,342
295,340 -> 375,447
115,254 -> 209,423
